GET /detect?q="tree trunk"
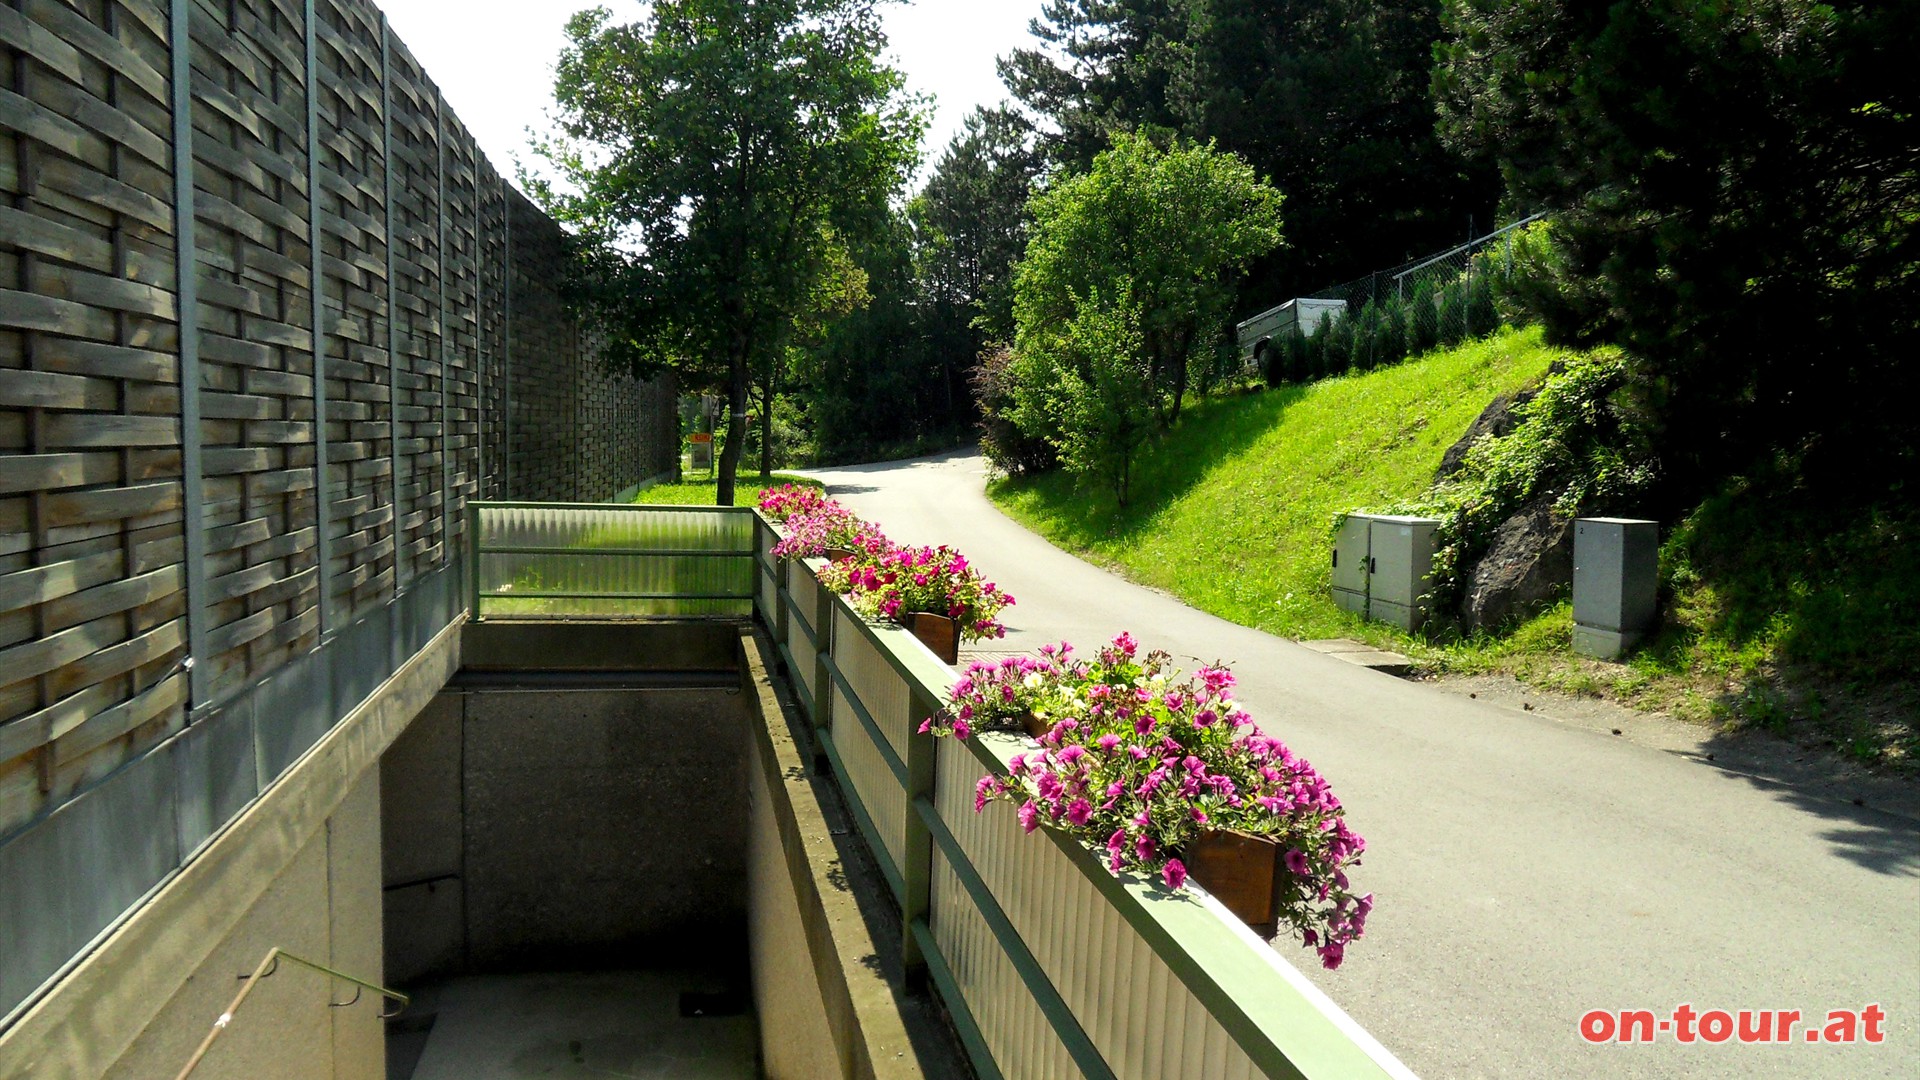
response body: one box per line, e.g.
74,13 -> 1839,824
758,360 -> 775,479
717,333 -> 750,507
1167,325 -> 1197,425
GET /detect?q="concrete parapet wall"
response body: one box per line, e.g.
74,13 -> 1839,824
739,628 -> 966,1080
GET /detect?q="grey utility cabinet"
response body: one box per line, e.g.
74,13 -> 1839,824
1573,518 -> 1659,660
1331,513 -> 1440,631
1331,513 -> 1372,616
1367,516 -> 1440,631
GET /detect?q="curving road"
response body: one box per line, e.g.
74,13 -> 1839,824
801,449 -> 1920,1080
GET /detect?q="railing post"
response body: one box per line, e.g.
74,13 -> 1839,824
304,0 -> 333,645
466,502 -> 482,619
772,536 -> 790,652
902,681 -> 940,979
170,0 -> 209,711
812,574 -> 834,752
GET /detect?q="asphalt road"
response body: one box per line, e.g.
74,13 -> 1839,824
801,449 -> 1920,1080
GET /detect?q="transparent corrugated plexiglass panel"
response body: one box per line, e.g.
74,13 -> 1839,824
475,506 -> 754,618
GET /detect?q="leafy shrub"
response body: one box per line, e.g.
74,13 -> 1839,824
1465,269 -> 1498,339
1285,324 -> 1311,383
1487,220 -> 1573,329
974,345 -> 1058,476
1009,295 -> 1159,503
1354,303 -> 1383,371
1305,317 -> 1332,379
1323,308 -> 1354,373
1435,282 -> 1467,350
1379,297 -> 1410,366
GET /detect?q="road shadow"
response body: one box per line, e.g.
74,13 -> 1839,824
1644,470 -> 1920,765
810,446 -> 982,476
1671,728 -> 1920,877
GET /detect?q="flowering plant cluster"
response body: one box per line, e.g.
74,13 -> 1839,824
919,653 -> 1064,737
756,483 -> 830,523
923,632 -> 1370,969
769,502 -> 887,561
835,545 -> 1012,642
760,490 -> 1016,645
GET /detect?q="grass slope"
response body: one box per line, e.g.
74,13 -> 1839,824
990,328 -> 1559,641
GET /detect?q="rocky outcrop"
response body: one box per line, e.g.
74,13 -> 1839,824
1435,389 -> 1536,483
1435,361 -> 1566,483
1458,496 -> 1574,631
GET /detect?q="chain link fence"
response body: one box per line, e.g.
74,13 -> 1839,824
1260,213 -> 1548,384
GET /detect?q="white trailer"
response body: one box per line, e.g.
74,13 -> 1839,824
1235,298 -> 1347,370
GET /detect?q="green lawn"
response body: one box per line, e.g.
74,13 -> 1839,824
631,471 -> 822,506
990,328 -> 1560,642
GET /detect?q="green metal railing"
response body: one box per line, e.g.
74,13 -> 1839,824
468,502 -> 757,620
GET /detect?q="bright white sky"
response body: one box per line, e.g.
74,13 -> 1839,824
375,0 -> 1044,189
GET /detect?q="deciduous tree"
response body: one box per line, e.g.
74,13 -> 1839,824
532,0 -> 921,504
1005,134 -> 1282,499
1012,133 -> 1283,428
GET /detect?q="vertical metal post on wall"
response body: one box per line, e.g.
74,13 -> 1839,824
475,195 -> 487,503
501,177 -> 513,500
304,0 -> 333,643
380,18 -> 410,588
811,588 -> 834,743
435,95 -> 450,575
378,16 -> 408,673
170,0 -> 209,709
466,502 -> 482,621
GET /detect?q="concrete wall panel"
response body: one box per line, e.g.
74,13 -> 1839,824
383,878 -> 466,986
104,831 -> 334,1080
459,689 -> 750,971
329,772 -> 386,1080
380,693 -> 464,886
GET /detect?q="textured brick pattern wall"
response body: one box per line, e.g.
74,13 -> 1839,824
506,192 -> 675,504
0,0 -> 675,844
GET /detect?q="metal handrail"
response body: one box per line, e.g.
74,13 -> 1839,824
173,948 -> 408,1080
1391,210 -> 1549,283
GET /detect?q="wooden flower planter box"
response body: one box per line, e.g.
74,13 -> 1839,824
906,612 -> 960,664
1183,831 -> 1287,933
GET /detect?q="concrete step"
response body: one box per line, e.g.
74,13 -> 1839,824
1299,639 -> 1417,678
